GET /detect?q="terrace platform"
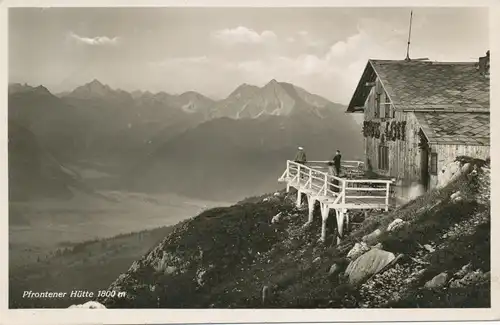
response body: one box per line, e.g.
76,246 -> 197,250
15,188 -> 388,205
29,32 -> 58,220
278,160 -> 394,244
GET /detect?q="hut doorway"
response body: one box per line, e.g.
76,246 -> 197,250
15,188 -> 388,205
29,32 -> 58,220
418,129 -> 430,192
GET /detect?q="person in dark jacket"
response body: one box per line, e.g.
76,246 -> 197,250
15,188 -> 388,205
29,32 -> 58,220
294,147 -> 307,180
328,150 -> 342,192
294,147 -> 307,164
332,150 -> 342,176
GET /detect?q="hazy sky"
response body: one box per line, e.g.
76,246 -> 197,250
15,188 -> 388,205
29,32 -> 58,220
9,7 -> 489,104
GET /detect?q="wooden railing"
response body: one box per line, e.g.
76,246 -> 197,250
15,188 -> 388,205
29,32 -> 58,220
279,160 -> 393,210
306,160 -> 365,178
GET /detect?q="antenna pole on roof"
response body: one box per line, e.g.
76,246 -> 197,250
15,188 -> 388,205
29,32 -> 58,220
405,10 -> 413,61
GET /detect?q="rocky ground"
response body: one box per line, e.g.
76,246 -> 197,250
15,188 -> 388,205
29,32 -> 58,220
92,157 -> 490,308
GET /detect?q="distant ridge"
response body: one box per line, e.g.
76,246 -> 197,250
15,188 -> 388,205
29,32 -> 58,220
209,79 -> 345,120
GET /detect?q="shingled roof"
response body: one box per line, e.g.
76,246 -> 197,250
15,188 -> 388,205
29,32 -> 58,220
346,58 -> 490,146
346,59 -> 490,112
414,112 -> 490,145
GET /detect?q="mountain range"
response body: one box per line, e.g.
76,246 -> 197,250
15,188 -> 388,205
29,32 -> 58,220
8,121 -> 84,201
8,79 -> 363,201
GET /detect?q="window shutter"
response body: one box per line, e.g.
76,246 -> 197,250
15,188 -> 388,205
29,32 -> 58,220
378,145 -> 389,171
430,153 -> 438,175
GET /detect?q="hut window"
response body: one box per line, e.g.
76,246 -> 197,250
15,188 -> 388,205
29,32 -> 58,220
378,145 -> 389,171
430,152 -> 438,175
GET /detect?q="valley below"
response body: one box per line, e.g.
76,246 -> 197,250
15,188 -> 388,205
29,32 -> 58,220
9,161 -> 230,308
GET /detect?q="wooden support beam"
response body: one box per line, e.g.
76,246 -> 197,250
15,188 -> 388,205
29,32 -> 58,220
296,190 -> 303,208
320,203 -> 330,242
307,195 -> 316,225
336,209 -> 347,245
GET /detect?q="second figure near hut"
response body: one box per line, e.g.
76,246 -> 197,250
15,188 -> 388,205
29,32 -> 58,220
329,150 -> 342,176
328,150 -> 342,192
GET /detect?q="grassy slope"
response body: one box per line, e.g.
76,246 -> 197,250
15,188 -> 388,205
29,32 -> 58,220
99,163 -> 490,308
9,226 -> 175,308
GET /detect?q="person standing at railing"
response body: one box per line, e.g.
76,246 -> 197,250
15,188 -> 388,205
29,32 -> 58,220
294,147 -> 307,164
328,150 -> 342,192
332,150 -> 342,176
294,147 -> 307,180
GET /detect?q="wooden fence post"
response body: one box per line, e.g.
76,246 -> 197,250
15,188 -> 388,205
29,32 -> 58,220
297,164 -> 301,184
341,179 -> 346,205
324,173 -> 328,196
308,168 -> 312,189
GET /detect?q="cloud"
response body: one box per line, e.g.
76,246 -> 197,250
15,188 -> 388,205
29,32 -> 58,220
224,22 -> 407,103
150,56 -> 210,68
69,32 -> 119,46
142,16 -> 432,103
211,26 -> 277,44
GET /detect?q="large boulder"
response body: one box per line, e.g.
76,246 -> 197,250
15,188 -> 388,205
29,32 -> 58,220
438,161 -> 460,189
438,159 -> 474,189
424,272 -> 449,289
345,248 -> 396,285
362,229 -> 383,245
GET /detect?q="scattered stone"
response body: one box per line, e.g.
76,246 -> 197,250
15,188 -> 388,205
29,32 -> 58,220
372,243 -> 383,250
347,242 -> 370,261
68,301 -> 107,309
362,229 -> 383,245
424,272 -> 449,289
165,266 -> 177,275
450,269 -> 489,288
196,269 -> 207,286
345,248 -> 396,285
263,198 -> 270,202
423,244 -> 436,253
450,190 -> 464,202
271,212 -> 282,224
129,260 -> 140,272
450,191 -> 461,201
454,263 -> 473,278
328,264 -> 341,276
274,192 -> 280,197
313,256 -> 321,263
387,218 -> 406,232
410,256 -> 430,265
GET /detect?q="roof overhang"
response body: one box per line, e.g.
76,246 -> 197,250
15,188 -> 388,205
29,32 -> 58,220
345,60 -> 377,113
